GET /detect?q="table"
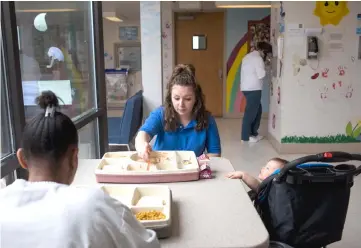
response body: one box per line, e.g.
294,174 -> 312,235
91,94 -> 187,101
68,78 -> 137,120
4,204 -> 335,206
73,157 -> 269,248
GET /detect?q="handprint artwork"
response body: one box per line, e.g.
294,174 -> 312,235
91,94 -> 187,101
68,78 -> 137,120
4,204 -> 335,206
319,86 -> 328,100
332,81 -> 342,90
322,68 -> 329,78
345,85 -> 353,99
329,81 -> 353,99
338,66 -> 346,76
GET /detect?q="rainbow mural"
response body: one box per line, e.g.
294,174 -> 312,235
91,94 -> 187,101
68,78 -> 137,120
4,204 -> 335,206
226,15 -> 270,114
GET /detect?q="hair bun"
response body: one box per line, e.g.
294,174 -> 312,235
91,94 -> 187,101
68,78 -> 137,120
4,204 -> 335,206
36,91 -> 60,109
172,64 -> 195,77
173,64 -> 187,75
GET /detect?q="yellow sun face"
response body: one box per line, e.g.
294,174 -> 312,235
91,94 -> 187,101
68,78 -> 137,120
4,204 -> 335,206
314,1 -> 350,26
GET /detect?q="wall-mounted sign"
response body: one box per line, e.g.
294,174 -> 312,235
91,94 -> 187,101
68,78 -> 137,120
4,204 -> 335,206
119,26 -> 139,41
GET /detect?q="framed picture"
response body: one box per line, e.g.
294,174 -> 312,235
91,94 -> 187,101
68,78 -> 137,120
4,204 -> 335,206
119,26 -> 139,41
114,43 -> 141,70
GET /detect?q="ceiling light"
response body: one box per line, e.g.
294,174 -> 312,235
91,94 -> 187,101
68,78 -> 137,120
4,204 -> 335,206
16,9 -> 77,13
215,1 -> 271,8
216,5 -> 271,8
103,12 -> 123,22
104,16 -> 123,22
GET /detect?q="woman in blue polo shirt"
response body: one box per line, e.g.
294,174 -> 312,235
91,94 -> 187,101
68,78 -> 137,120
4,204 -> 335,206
135,64 -> 221,159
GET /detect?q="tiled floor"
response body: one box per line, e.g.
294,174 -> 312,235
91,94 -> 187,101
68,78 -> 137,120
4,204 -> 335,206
217,118 -> 361,248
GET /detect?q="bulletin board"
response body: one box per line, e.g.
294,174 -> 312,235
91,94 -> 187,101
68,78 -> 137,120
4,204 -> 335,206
114,42 -> 142,71
119,26 -> 139,41
247,19 -> 271,52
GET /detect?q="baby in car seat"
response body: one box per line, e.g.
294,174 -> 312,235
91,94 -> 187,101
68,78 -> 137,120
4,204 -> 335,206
226,157 -> 288,193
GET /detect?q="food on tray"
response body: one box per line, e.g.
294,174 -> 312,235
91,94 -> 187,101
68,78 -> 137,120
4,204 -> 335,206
135,210 -> 166,221
155,152 -> 169,158
182,159 -> 192,165
125,164 -> 158,172
136,196 -> 165,207
132,156 -> 161,164
131,152 -> 172,165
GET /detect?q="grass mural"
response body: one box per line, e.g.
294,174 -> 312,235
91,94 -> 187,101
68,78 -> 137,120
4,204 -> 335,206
281,121 -> 361,144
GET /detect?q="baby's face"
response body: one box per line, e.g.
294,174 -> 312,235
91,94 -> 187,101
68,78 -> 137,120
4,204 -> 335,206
258,160 -> 284,180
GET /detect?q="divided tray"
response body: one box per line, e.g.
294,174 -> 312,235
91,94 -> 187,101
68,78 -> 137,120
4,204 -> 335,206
85,184 -> 173,238
95,151 -> 200,183
102,185 -> 171,230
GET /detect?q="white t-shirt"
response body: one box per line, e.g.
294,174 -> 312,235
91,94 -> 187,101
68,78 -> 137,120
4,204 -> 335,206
240,50 -> 266,91
0,180 -> 160,248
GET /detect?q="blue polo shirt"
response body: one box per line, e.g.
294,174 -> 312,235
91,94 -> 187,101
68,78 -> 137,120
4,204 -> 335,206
139,107 -> 221,157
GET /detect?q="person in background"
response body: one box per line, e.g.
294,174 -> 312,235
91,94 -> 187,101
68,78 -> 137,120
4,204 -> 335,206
226,157 -> 287,193
240,41 -> 272,143
135,64 -> 221,159
0,91 -> 160,248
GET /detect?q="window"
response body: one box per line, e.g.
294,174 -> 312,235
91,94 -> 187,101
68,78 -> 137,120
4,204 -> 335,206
1,2 -> 108,183
15,2 -> 97,121
78,120 -> 99,159
192,35 -> 207,50
1,47 -> 13,158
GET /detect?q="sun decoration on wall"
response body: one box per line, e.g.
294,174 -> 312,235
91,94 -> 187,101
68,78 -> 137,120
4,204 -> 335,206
314,1 -> 350,26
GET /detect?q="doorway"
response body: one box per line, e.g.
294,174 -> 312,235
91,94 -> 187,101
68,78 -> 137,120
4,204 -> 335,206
175,12 -> 224,117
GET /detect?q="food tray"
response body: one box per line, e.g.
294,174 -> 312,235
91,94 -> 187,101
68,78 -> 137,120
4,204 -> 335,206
95,151 -> 200,183
102,185 -> 172,238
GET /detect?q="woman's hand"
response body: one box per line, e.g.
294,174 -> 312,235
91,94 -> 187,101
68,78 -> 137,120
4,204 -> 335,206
207,153 -> 221,157
136,141 -> 152,161
226,171 -> 244,179
135,131 -> 152,161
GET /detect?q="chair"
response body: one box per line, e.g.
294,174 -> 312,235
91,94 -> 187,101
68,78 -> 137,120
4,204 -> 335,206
108,90 -> 143,151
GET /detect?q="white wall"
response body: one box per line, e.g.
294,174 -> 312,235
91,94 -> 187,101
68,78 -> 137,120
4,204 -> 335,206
268,2 -> 282,141
140,1 -> 163,115
161,2 -> 174,102
270,1 -> 361,143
